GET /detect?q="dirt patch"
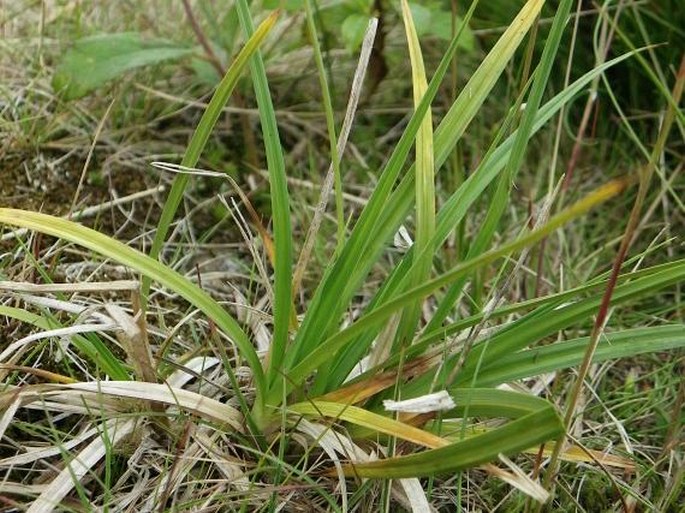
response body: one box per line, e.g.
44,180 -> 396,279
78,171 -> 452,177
1,151 -> 151,214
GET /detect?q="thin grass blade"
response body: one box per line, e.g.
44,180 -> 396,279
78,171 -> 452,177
394,0 -> 436,350
143,11 -> 279,303
235,3 -> 293,418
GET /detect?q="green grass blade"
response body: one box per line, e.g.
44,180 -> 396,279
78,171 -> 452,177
291,390 -> 560,480
447,388 -> 559,419
337,406 -> 562,478
0,209 -> 265,393
470,325 -> 685,387
142,11 -> 278,304
343,260 -> 685,389
395,0 -> 436,349
344,387 -> 556,439
235,2 -> 293,409
289,2 -> 479,372
290,2 -> 479,396
428,0 -> 574,327
398,260 -> 685,396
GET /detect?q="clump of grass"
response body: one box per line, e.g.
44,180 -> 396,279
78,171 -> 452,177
1,1 -> 683,511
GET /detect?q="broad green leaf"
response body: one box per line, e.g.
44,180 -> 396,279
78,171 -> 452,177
429,13 -> 475,49
406,3 -> 475,49
0,209 -> 265,393
52,32 -> 193,100
191,56 -> 223,86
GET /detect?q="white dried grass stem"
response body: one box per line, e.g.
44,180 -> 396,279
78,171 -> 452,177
383,390 -> 456,414
0,280 -> 139,293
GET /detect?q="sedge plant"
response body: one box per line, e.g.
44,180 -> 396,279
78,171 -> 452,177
1,1 -> 684,510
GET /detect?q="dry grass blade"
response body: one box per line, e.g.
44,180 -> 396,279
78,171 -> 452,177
489,455 -> 549,503
0,280 -> 139,292
0,396 -> 21,440
384,390 -> 455,414
292,17 -> 379,298
0,364 -> 76,384
6,382 -> 243,430
63,382 -> 244,429
295,419 -> 351,511
396,477 -> 432,513
0,423 -> 105,466
0,324 -> 114,364
535,443 -> 636,471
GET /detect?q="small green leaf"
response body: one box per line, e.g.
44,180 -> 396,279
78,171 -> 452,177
341,13 -> 369,52
407,3 -> 432,36
428,13 -> 475,49
53,32 -> 193,100
191,56 -> 222,86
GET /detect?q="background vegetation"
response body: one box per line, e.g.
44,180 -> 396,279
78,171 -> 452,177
0,1 -> 683,511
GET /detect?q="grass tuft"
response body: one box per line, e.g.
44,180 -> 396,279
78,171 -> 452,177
1,1 -> 683,511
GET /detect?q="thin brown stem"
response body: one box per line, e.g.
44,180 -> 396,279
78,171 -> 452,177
539,53 -> 685,509
181,0 -> 224,77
